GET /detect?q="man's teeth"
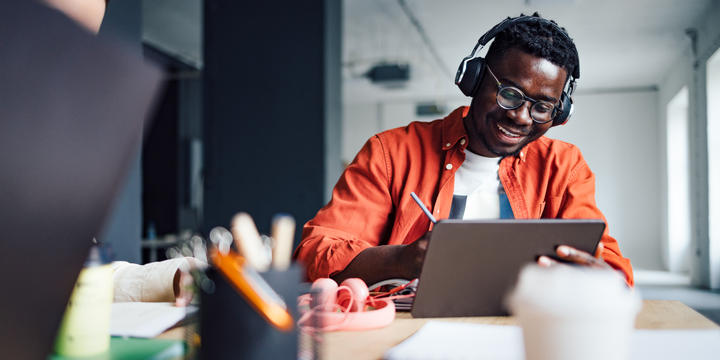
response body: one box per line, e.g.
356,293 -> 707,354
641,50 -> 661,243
497,124 -> 523,138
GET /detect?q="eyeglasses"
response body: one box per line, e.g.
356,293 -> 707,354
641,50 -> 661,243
485,65 -> 559,124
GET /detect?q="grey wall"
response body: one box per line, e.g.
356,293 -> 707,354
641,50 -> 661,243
551,90 -> 662,270
203,0 -> 342,242
98,0 -> 143,263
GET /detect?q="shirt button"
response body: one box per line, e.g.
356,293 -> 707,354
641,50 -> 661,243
460,138 -> 466,145
445,142 -> 451,147
446,163 -> 453,170
520,151 -> 524,157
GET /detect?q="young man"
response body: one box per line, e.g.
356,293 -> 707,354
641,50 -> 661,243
295,14 -> 633,286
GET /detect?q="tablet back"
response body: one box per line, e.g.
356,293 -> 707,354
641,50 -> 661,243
411,219 -> 604,317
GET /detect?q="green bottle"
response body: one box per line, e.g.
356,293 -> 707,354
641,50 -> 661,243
54,239 -> 113,357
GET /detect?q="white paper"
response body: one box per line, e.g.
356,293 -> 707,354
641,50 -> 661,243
384,321 -> 720,360
110,302 -> 197,338
384,322 -> 525,360
631,329 -> 720,359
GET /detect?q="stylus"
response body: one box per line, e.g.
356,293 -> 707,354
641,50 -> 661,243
410,192 -> 437,224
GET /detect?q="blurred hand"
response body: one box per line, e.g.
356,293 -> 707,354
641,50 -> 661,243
173,257 -> 201,307
537,242 -> 611,269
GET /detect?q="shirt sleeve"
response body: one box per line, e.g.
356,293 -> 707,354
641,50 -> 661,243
560,152 -> 634,286
111,257 -> 192,302
294,135 -> 395,281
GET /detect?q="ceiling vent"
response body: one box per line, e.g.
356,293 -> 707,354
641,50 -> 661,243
364,63 -> 410,88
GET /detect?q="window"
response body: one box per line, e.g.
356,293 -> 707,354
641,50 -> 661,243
706,47 -> 720,288
666,86 -> 690,274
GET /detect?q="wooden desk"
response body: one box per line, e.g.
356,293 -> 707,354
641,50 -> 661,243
159,300 -> 717,359
321,300 -> 718,360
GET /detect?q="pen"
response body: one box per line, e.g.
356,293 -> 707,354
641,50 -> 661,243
410,192 -> 437,224
271,214 -> 295,271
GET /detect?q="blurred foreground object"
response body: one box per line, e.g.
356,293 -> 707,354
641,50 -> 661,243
43,0 -> 107,33
54,241 -> 113,357
0,0 -> 161,358
508,265 -> 641,360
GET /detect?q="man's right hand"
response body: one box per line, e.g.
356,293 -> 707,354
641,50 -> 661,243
396,232 -> 430,279
331,232 -> 431,285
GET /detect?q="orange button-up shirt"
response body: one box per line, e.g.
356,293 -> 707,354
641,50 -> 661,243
295,107 -> 633,285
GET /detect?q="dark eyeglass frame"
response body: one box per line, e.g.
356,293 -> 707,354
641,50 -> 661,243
485,65 -> 560,124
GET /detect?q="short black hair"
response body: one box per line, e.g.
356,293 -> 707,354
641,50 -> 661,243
486,12 -> 579,81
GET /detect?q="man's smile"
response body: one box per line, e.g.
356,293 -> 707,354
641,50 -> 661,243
495,122 -> 529,145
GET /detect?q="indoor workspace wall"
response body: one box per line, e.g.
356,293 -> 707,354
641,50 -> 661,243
550,89 -> 662,271
98,0 -> 143,263
658,0 -> 720,289
202,1 -> 342,243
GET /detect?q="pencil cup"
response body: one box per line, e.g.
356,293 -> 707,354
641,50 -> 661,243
200,264 -> 302,360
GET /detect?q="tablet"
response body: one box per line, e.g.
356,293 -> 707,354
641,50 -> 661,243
411,219 -> 605,317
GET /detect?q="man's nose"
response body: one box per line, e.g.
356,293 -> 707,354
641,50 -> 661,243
505,102 -> 533,126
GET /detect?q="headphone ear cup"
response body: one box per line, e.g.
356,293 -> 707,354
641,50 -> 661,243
310,278 -> 338,309
553,92 -> 574,126
337,278 -> 369,312
456,57 -> 486,97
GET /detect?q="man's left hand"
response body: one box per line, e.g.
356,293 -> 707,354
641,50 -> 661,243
537,242 -> 611,269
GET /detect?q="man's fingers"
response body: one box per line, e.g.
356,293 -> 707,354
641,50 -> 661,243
556,245 -> 608,268
595,242 -> 604,258
537,255 -> 557,267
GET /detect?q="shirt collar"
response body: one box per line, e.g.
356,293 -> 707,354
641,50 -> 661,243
442,106 -> 527,162
441,106 -> 470,151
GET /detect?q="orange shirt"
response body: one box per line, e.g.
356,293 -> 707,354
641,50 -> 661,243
295,107 -> 634,285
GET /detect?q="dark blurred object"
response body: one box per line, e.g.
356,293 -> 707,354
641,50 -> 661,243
415,102 -> 447,117
200,266 -> 302,360
365,63 -> 410,88
0,1 -> 161,358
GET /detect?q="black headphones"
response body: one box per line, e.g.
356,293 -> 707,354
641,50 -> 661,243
455,16 -> 580,126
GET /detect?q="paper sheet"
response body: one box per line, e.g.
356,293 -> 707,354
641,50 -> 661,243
384,321 -> 720,360
110,302 -> 197,338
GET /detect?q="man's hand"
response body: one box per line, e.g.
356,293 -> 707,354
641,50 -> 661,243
537,242 -> 611,269
172,257 -> 202,307
331,232 -> 430,285
396,232 -> 430,279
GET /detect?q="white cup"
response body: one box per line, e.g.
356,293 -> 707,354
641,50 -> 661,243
507,265 -> 640,360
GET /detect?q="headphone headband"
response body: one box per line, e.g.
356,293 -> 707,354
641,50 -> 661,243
460,16 -> 580,81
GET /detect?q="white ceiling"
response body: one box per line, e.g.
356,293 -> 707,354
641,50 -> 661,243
343,0 -> 712,104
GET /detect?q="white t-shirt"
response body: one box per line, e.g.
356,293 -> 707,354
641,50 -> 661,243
452,150 -> 501,219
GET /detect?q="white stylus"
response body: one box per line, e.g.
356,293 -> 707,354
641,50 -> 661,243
410,192 -> 437,224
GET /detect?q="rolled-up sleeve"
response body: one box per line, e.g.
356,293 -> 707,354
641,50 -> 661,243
295,135 -> 395,281
111,257 -> 192,302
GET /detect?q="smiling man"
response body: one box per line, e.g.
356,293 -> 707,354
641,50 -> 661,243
295,13 -> 633,286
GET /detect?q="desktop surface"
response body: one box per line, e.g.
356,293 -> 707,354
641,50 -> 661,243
156,300 -> 717,360
322,300 -> 718,360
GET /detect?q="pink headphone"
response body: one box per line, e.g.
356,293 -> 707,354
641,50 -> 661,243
297,278 -> 395,331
